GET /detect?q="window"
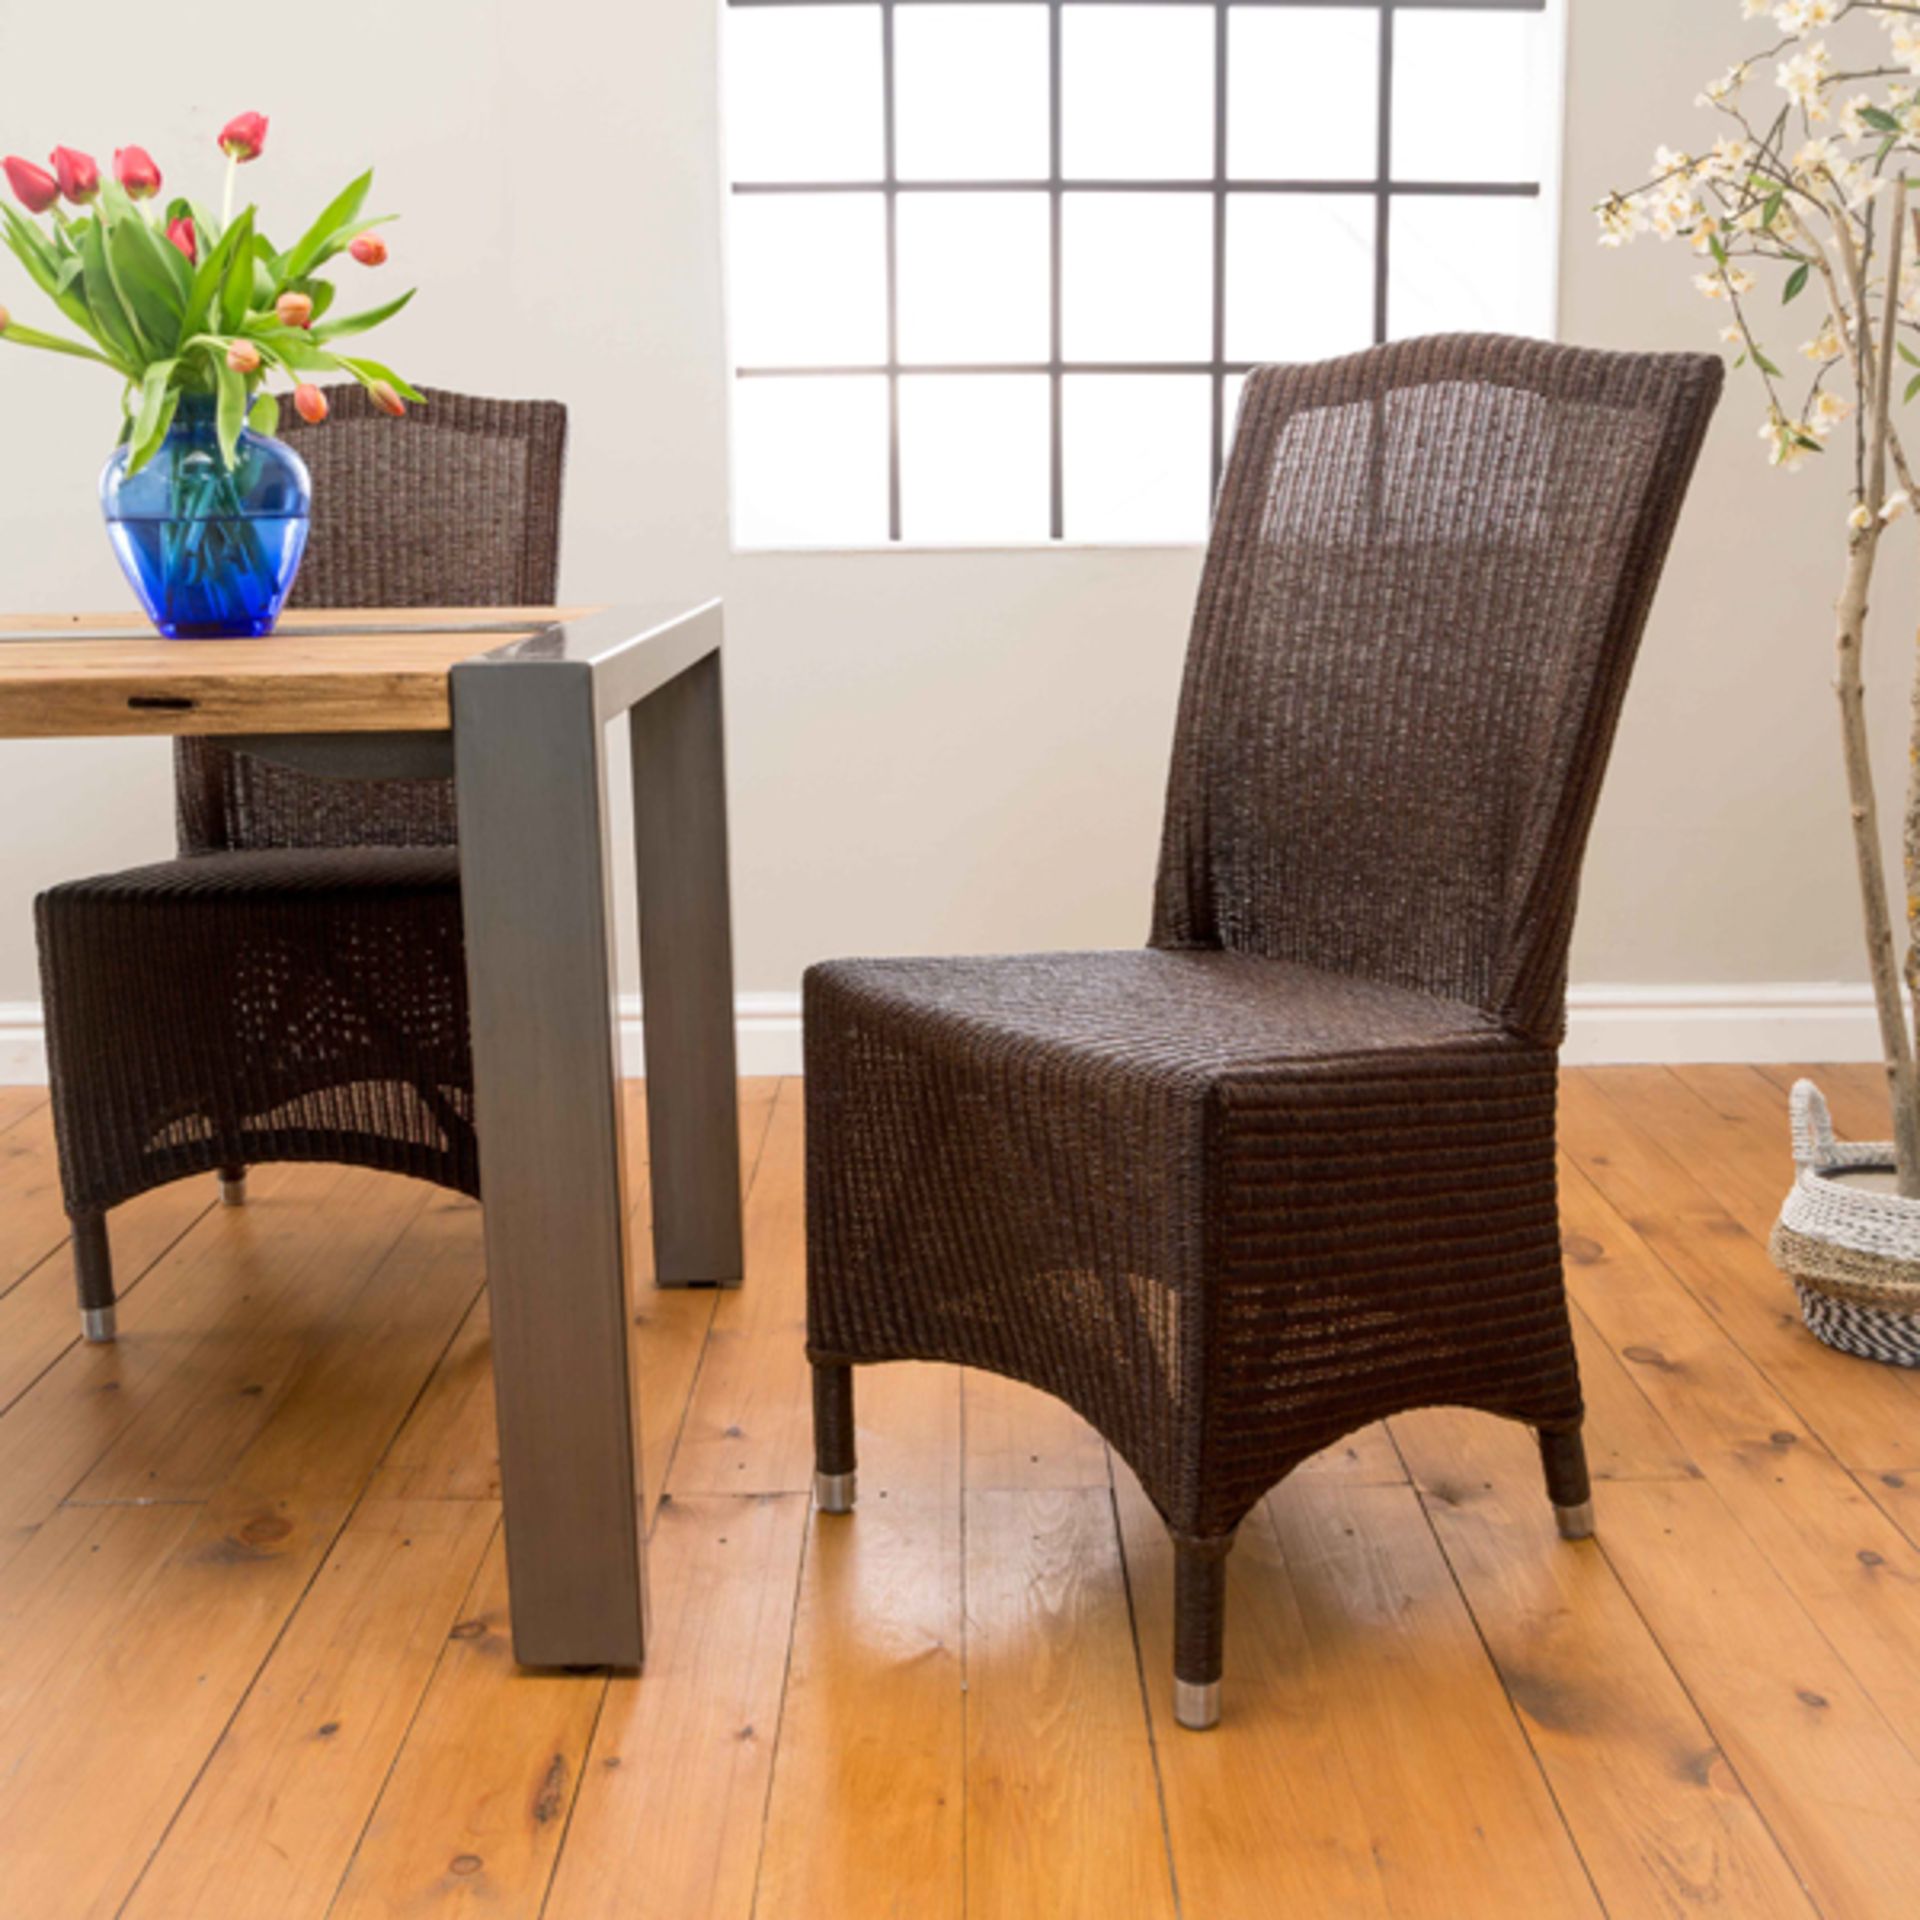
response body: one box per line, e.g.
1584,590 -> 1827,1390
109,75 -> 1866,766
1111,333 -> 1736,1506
725,0 -> 1561,548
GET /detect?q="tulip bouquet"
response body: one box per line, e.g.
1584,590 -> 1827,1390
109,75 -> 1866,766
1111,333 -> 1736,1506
0,111 -> 418,472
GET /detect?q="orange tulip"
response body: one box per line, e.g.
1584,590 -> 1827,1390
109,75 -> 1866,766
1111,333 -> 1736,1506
348,233 -> 388,267
368,379 -> 405,417
0,304 -> 10,334
226,339 -> 261,374
275,291 -> 313,330
292,383 -> 328,424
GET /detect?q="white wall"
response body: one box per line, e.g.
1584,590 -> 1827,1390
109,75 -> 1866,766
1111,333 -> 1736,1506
0,0 -> 1905,1063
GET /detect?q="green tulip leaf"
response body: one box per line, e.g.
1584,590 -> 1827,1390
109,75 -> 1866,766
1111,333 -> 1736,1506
312,286 -> 413,342
107,213 -> 188,348
248,391 -> 280,439
0,316 -> 121,368
215,358 -> 246,468
280,169 -> 372,282
219,209 -> 257,335
2,205 -> 102,345
76,217 -> 144,368
126,359 -> 180,475
337,354 -> 423,403
182,214 -> 249,339
252,328 -> 338,374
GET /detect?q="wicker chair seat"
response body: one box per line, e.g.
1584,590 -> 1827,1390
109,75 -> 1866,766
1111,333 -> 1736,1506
37,847 -> 473,1213
805,949 -> 1564,1543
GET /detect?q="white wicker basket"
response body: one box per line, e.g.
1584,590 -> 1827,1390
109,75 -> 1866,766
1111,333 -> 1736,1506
1771,1079 -> 1920,1366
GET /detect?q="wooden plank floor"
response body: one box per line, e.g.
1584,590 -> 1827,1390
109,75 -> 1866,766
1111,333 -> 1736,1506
3,1066 -> 1919,1916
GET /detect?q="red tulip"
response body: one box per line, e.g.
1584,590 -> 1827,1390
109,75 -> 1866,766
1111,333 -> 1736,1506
165,215 -> 197,263
219,112 -> 268,163
348,232 -> 388,267
226,339 -> 261,374
368,378 -> 405,417
4,156 -> 59,214
0,304 -> 10,334
48,146 -> 99,206
275,291 -> 313,330
292,382 -> 328,424
113,146 -> 161,200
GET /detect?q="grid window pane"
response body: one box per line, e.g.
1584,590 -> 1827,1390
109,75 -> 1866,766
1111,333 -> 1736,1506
898,194 -> 1050,364
1227,8 -> 1378,182
729,193 -> 888,367
1063,6 -> 1216,181
1392,12 -> 1551,184
724,0 -> 1560,547
1225,194 -> 1375,364
1064,375 -> 1211,541
732,376 -> 890,546
900,375 -> 1052,543
726,6 -> 884,184
1064,193 -> 1213,362
1388,195 -> 1551,341
896,5 -> 1050,181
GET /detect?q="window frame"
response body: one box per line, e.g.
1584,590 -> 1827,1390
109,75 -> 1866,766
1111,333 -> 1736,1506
724,0 -> 1567,552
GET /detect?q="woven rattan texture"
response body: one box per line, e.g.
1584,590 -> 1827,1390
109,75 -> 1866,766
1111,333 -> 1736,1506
805,336 -> 1723,1548
37,389 -> 565,1214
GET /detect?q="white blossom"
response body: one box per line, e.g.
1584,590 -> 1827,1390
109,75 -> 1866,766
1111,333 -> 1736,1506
1803,319 -> 1843,362
1761,415 -> 1814,470
1851,501 -> 1875,530
1778,44 -> 1833,117
1775,0 -> 1839,33
1810,389 -> 1852,436
1596,195 -> 1645,247
1699,64 -> 1750,107
1883,491 -> 1911,524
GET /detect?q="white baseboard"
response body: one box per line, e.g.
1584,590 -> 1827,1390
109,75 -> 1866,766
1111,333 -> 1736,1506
0,982 -> 1883,1087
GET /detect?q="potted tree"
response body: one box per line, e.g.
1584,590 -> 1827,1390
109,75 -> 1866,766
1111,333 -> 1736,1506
1601,3 -> 1920,1363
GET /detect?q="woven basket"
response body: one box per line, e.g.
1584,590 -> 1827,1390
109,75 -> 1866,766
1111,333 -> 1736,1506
1771,1079 -> 1920,1366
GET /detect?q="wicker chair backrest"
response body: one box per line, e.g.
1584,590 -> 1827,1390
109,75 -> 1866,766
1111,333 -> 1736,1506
174,386 -> 567,853
1150,334 -> 1722,1043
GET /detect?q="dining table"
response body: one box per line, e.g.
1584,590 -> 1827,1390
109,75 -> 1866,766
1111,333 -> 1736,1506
0,602 -> 744,1670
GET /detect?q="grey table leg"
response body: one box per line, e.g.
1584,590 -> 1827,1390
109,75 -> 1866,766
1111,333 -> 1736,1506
631,649 -> 744,1287
454,664 -> 647,1670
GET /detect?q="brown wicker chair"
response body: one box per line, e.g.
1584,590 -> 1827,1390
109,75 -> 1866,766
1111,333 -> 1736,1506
36,386 -> 566,1340
803,336 -> 1722,1730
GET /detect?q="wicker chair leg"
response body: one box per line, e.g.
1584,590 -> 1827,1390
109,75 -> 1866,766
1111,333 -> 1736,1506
1539,1425 -> 1595,1540
218,1164 -> 248,1207
813,1362 -> 856,1514
1172,1531 -> 1235,1731
72,1211 -> 116,1343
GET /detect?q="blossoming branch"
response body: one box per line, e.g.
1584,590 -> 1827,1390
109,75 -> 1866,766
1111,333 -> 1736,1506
1603,0 -> 1920,1191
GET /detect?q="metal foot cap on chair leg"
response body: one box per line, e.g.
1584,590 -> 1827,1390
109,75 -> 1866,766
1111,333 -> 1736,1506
1554,1498 -> 1596,1541
81,1304 -> 117,1343
814,1470 -> 856,1515
218,1171 -> 247,1207
1174,1678 -> 1221,1731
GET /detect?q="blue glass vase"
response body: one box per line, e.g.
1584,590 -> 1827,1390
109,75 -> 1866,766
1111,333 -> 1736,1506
100,395 -> 311,639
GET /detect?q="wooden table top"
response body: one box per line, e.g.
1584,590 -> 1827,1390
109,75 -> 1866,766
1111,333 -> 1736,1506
0,608 -> 593,738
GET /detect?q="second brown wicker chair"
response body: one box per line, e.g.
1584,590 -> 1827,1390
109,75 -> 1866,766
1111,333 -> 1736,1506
35,386 -> 566,1339
803,336 -> 1722,1729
